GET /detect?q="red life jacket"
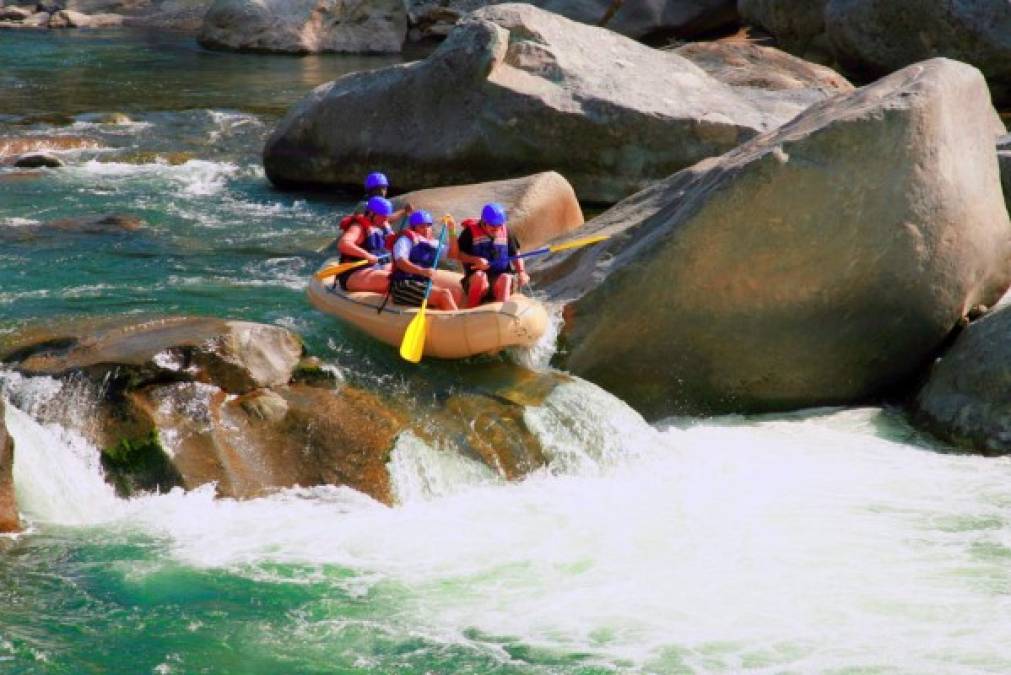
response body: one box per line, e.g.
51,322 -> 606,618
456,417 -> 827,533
462,219 -> 511,275
338,214 -> 391,264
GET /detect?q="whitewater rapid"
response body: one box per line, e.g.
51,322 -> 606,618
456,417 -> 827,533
5,373 -> 1011,672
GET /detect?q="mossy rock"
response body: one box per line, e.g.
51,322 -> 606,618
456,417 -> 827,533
101,431 -> 183,497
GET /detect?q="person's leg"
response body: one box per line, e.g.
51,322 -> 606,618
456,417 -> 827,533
492,273 -> 513,303
346,268 -> 390,294
429,287 -> 458,311
467,271 -> 489,308
433,276 -> 465,307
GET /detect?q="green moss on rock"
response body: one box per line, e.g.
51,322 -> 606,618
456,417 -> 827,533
101,431 -> 183,497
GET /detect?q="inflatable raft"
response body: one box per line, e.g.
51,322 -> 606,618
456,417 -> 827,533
308,262 -> 549,359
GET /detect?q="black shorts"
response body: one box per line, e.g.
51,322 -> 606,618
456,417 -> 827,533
391,278 -> 429,307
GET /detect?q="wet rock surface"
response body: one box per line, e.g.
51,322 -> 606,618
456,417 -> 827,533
538,58 -> 1011,418
914,304 -> 1011,455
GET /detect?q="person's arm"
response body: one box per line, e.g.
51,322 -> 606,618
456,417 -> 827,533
338,225 -> 379,264
509,233 -> 529,286
445,218 -> 460,261
390,202 -> 414,221
393,236 -> 436,279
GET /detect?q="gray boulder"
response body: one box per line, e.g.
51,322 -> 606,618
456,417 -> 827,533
0,5 -> 33,20
737,0 -> 829,60
538,58 -> 1011,418
0,400 -> 17,534
198,0 -> 407,54
914,305 -> 1011,454
265,3 -> 807,203
48,8 -> 124,26
826,0 -> 1011,106
408,0 -> 739,42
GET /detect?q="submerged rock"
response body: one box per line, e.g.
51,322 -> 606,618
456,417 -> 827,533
264,3 -> 812,203
392,172 -> 584,249
539,58 -> 1011,418
0,400 -> 18,534
914,305 -> 1011,454
198,0 -> 407,54
0,135 -> 98,162
13,152 -> 63,168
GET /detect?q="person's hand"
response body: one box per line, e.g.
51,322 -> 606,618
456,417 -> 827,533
423,267 -> 437,280
473,257 -> 490,271
517,271 -> 530,287
404,202 -> 415,214
366,254 -> 379,265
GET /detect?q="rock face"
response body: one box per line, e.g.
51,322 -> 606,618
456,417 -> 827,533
0,214 -> 143,243
0,400 -> 18,534
540,58 -> 1011,418
914,305 -> 1011,454
198,0 -> 407,54
392,171 -> 584,249
825,0 -> 1011,105
265,3 -> 807,204
408,0 -> 739,43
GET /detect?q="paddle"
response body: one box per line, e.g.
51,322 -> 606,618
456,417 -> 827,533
510,234 -> 611,261
313,255 -> 390,281
399,221 -> 450,364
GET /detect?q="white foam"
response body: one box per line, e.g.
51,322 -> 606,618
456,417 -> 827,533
70,159 -> 240,196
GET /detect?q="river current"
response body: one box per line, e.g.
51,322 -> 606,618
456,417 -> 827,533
1,29 -> 1010,674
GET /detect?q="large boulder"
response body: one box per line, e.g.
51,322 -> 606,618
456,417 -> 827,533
825,0 -> 1011,106
198,0 -> 407,54
407,0 -> 739,43
392,171 -> 584,249
913,305 -> 1011,454
13,152 -> 63,168
539,58 -> 1011,418
265,3 -> 816,203
0,400 -> 18,534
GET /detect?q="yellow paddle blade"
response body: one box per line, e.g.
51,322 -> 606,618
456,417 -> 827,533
399,300 -> 429,363
312,258 -> 368,281
548,234 -> 610,253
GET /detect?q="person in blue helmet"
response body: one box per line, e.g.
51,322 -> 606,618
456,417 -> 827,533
454,203 -> 529,307
335,195 -> 394,293
353,172 -> 412,220
390,210 -> 462,310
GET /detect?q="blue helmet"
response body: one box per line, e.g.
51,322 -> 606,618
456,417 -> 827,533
481,202 -> 507,227
408,210 -> 434,228
366,196 -> 394,217
364,172 -> 389,191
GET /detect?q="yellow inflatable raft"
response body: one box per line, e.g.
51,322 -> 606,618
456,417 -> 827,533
308,262 -> 549,359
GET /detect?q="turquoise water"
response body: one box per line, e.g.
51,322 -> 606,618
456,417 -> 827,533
3,28 -> 1011,674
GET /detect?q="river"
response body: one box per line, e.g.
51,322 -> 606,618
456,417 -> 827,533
1,28 -> 1010,674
